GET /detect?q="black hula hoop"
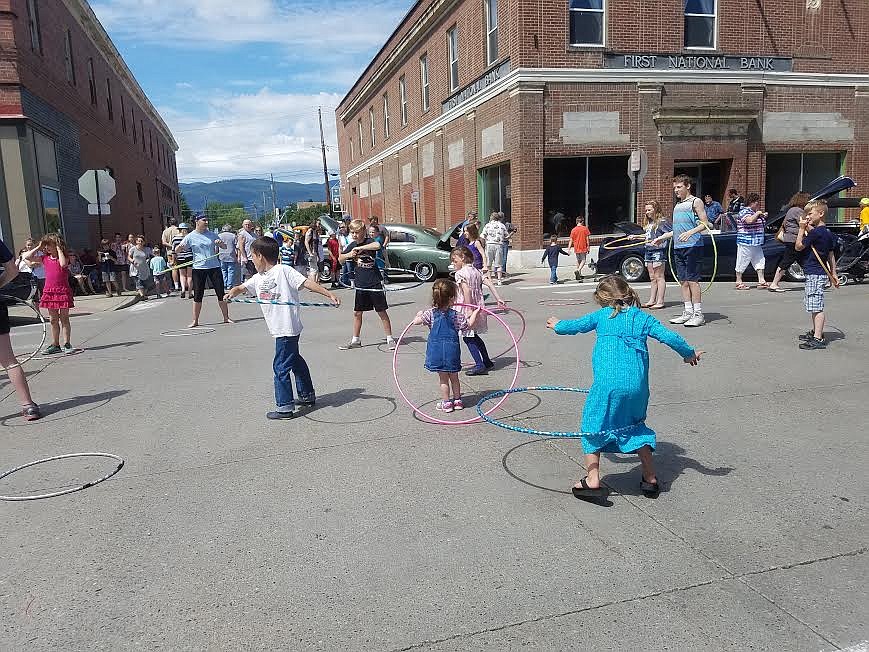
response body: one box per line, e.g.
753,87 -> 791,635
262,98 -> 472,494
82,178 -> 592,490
0,452 -> 125,501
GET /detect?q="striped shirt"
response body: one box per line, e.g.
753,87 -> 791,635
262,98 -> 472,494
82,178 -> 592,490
172,234 -> 192,263
736,207 -> 766,246
672,195 -> 702,249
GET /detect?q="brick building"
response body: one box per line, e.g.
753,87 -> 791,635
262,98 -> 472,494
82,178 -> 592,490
0,0 -> 179,252
336,0 -> 869,265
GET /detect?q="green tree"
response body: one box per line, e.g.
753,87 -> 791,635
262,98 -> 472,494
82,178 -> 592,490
285,204 -> 329,227
179,192 -> 194,221
203,201 -> 252,231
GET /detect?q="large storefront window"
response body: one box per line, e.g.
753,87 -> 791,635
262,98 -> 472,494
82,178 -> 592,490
766,152 -> 843,218
544,156 -> 630,236
479,164 -> 511,222
41,186 -> 62,234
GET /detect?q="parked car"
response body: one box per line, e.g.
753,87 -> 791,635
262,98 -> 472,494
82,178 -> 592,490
595,222 -> 793,283
598,176 -> 859,283
381,223 -> 457,281
0,269 -> 36,305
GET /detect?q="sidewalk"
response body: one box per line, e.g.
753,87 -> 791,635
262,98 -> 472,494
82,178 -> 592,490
7,291 -> 140,320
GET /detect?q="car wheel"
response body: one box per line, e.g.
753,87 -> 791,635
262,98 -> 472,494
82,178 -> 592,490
413,262 -> 436,282
837,273 -> 850,286
619,255 -> 647,283
785,262 -> 805,282
318,265 -> 331,284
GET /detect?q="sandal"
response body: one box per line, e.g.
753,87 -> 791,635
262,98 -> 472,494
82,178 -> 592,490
768,287 -> 786,293
735,284 -> 751,291
22,404 -> 41,421
757,282 -> 770,289
641,302 -> 654,308
571,477 -> 610,498
649,304 -> 665,310
640,478 -> 660,498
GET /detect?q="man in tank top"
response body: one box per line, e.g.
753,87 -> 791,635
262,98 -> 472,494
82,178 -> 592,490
651,174 -> 709,327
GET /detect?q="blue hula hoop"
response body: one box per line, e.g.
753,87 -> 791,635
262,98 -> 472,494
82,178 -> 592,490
227,298 -> 338,308
476,386 -> 642,439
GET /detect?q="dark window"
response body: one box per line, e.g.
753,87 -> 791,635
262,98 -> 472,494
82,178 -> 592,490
543,156 -> 630,235
120,96 -> 127,133
105,79 -> 113,121
447,27 -> 459,91
141,121 -> 146,152
485,0 -> 498,64
132,109 -> 137,143
399,76 -> 408,126
26,0 -> 41,53
63,29 -> 75,84
136,181 -> 143,204
684,0 -> 716,49
149,130 -> 153,158
387,230 -> 415,243
765,152 -> 844,220
569,0 -> 605,46
87,58 -> 97,105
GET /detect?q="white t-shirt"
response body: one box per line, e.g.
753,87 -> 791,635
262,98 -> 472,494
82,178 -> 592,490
242,264 -> 306,338
482,220 -> 508,245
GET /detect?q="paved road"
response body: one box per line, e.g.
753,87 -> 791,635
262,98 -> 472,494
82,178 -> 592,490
1,273 -> 866,651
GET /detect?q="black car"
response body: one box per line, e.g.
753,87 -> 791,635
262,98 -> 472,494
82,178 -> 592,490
0,270 -> 36,305
595,223 -> 794,283
596,176 -> 858,283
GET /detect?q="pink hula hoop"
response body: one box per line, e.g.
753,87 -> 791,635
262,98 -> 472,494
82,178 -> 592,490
392,303 -> 521,425
461,306 -> 526,368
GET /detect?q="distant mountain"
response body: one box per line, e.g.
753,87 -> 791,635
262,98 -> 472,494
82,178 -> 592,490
179,179 -> 331,211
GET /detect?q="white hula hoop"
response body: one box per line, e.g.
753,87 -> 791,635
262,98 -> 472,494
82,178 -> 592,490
160,327 -> 216,337
0,452 -> 125,501
1,294 -> 47,371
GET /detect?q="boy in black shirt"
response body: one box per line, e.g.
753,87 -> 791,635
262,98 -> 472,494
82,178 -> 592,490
338,219 -> 396,350
795,199 -> 838,350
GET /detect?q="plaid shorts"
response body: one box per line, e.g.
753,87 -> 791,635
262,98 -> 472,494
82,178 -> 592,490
804,274 -> 826,313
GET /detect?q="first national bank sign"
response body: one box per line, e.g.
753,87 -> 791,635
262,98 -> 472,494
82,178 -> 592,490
607,53 -> 793,72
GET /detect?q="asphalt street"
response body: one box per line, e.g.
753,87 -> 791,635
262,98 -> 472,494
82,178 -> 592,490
1,271 -> 866,651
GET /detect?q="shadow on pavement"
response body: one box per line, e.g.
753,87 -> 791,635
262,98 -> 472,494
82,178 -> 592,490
1,389 -> 130,426
84,341 -> 142,352
602,442 -> 734,496
302,387 -> 397,424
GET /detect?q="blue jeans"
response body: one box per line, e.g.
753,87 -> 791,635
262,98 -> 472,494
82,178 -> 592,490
273,336 -> 315,411
340,261 -> 353,286
221,261 -> 239,289
549,264 -> 558,284
501,243 -> 509,273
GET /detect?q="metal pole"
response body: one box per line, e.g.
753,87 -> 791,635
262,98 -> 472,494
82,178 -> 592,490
634,170 -> 640,224
270,173 -> 278,223
318,107 -> 333,219
94,170 -> 104,241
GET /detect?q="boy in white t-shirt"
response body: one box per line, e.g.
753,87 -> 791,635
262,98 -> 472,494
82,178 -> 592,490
226,236 -> 339,420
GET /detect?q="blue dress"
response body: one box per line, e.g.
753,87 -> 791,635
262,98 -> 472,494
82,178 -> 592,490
423,308 -> 466,373
553,306 -> 695,455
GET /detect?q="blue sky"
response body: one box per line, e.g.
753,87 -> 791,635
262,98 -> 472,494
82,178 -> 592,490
91,0 -> 413,184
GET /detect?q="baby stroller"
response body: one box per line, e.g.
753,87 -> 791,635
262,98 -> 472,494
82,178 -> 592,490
835,228 -> 869,285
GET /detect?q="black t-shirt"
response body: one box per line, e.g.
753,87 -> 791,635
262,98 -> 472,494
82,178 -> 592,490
343,238 -> 382,289
0,239 -> 13,266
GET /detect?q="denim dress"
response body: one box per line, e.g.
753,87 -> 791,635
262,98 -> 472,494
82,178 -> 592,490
424,308 -> 463,373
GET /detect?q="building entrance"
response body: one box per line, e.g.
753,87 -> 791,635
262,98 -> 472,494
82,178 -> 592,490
673,161 -> 727,204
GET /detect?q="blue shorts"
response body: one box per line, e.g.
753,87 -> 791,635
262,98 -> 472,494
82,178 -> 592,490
644,249 -> 665,264
674,246 -> 703,282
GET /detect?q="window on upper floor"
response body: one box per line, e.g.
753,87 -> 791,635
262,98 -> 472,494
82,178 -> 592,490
141,121 -> 146,152
120,96 -> 127,133
382,93 -> 390,139
419,54 -> 430,113
63,29 -> 76,84
350,137 -> 355,162
399,76 -> 408,126
136,181 -> 143,204
358,119 -> 365,155
369,107 -> 376,148
570,0 -> 605,46
485,0 -> 498,65
87,58 -> 97,106
105,79 -> 113,121
26,0 -> 41,53
149,130 -> 154,158
684,0 -> 717,49
132,109 -> 137,143
447,26 -> 459,92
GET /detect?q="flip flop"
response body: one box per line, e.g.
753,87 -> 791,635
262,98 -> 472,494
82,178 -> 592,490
571,477 -> 610,498
735,284 -> 751,290
649,304 -> 665,310
641,302 -> 654,308
757,283 -> 770,289
768,287 -> 786,293
640,479 -> 661,498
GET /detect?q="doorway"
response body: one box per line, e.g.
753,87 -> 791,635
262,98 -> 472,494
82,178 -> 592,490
673,161 -> 726,203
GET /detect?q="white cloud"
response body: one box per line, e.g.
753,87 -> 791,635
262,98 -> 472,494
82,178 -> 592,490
164,89 -> 342,183
92,0 -> 410,56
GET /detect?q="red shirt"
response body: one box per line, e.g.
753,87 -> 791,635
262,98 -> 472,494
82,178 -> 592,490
569,225 -> 590,253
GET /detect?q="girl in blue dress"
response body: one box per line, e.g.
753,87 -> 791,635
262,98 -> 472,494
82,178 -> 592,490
546,275 -> 703,500
413,279 -> 480,413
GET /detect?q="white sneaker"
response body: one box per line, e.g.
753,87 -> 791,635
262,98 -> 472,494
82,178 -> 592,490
669,310 -> 693,325
386,339 -> 396,351
684,312 -> 705,327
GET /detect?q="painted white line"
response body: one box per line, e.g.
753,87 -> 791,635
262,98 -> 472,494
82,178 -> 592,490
517,284 -> 568,291
833,641 -> 869,652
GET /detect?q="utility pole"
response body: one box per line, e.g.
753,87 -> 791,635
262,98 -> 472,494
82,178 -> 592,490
318,107 -> 334,219
262,191 -> 268,225
270,173 -> 278,226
